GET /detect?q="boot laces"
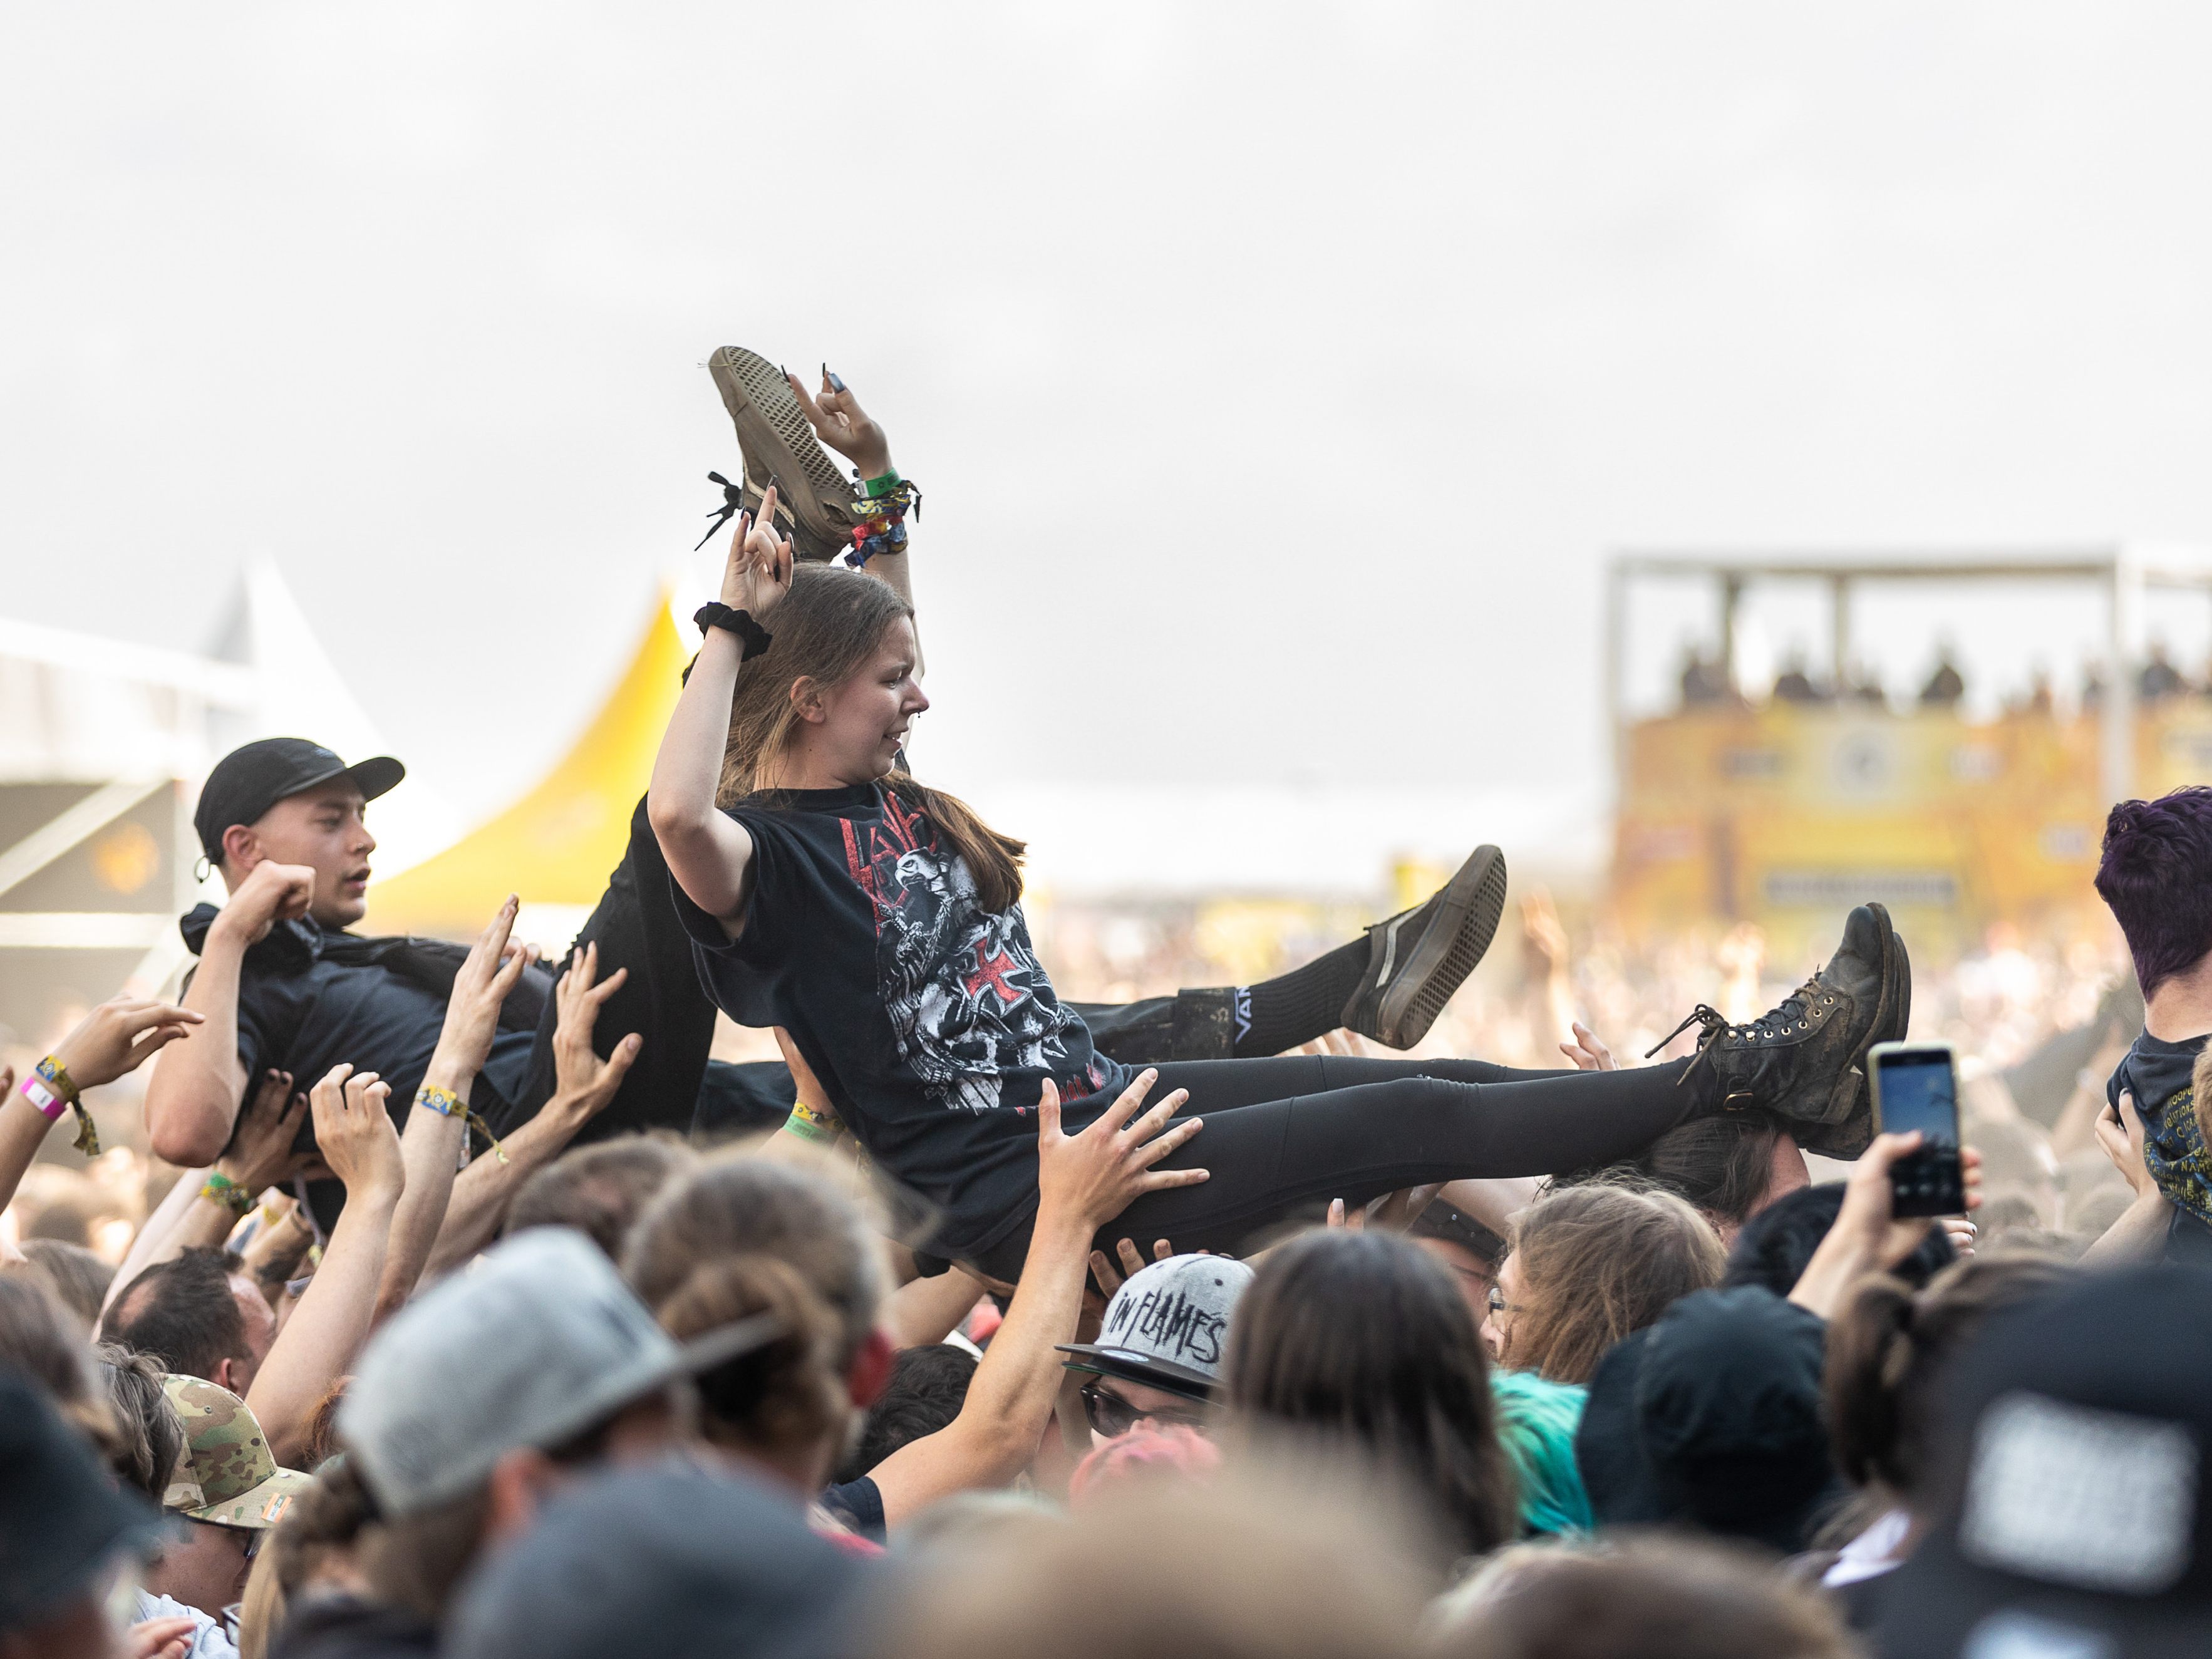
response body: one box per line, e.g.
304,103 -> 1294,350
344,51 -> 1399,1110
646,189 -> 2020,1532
1644,976 -> 1823,1060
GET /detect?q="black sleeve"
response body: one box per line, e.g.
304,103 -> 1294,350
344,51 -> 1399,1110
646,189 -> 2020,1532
232,968 -> 300,1083
667,807 -> 802,968
817,1475 -> 886,1545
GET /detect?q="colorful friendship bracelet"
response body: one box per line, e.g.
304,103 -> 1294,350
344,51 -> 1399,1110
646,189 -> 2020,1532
200,1171 -> 257,1218
22,1056 -> 100,1157
845,477 -> 921,569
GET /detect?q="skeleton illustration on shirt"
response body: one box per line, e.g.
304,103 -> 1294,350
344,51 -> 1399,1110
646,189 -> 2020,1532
845,791 -> 1094,1113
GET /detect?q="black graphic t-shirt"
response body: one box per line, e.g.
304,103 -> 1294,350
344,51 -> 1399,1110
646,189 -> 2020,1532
673,782 -> 1128,1260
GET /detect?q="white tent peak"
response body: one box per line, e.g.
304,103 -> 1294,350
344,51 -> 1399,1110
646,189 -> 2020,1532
204,557 -> 459,872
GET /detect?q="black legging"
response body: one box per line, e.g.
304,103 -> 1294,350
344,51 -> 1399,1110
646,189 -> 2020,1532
961,1052 -> 1708,1281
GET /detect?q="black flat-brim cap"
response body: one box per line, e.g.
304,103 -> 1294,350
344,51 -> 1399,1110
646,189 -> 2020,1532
1056,1342 -> 1219,1401
194,738 -> 406,862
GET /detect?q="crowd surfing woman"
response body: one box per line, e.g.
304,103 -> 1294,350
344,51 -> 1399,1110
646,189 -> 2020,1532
647,489 -> 1915,1286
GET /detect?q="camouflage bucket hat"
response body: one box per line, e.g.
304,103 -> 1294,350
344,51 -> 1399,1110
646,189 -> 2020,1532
161,1374 -> 313,1529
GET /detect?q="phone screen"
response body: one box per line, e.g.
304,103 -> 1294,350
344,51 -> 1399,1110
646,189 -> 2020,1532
1876,1047 -> 1963,1216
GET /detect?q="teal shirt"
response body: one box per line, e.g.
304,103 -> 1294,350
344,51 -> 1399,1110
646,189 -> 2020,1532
1491,1369 -> 1593,1537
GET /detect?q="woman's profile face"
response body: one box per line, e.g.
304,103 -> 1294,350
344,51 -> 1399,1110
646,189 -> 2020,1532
1479,1250 -> 1526,1360
807,617 -> 928,782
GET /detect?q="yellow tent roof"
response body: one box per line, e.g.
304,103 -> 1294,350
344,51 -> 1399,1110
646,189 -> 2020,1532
366,591 -> 686,937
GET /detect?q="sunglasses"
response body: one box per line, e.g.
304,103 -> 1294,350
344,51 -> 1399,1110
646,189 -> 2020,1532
1078,1380 -> 1208,1440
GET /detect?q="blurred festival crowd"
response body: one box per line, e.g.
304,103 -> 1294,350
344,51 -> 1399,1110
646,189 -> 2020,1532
1,356 -> 2206,1659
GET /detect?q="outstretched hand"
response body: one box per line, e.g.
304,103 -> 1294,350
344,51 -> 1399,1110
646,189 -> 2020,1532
1035,1069 -> 1207,1236
217,1070 -> 309,1194
2097,1089 -> 2154,1198
434,896 -> 539,1078
1559,1020 -> 1618,1072
546,942 -> 641,1130
721,485 -> 793,621
1090,1235 -> 1181,1300
1788,1131 -> 1983,1318
309,1065 -> 403,1204
49,996 -> 205,1090
1326,1185 -> 1444,1233
789,366 -> 892,480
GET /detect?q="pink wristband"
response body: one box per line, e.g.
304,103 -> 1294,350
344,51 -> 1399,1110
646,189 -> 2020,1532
18,1076 -> 66,1124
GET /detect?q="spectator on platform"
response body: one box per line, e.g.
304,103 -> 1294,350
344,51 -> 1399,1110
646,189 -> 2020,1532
1919,648 -> 1965,708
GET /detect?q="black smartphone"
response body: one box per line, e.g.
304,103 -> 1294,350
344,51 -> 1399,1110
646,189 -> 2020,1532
1869,1041 -> 1965,1217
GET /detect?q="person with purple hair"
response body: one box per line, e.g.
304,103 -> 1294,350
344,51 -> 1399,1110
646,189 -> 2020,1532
2093,785 -> 2212,1260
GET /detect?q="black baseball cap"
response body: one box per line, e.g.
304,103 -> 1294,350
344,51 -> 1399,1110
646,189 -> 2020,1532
1574,1285 -> 1839,1554
193,738 -> 405,864
1876,1265 -> 2212,1659
0,1367 -> 166,1632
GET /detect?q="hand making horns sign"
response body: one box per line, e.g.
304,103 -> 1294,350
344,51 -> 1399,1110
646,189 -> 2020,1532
722,482 -> 795,621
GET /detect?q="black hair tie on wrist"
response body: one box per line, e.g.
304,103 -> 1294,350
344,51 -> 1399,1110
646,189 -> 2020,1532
694,602 -> 773,660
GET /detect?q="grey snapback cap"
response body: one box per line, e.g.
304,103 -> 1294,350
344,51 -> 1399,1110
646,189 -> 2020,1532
1058,1254 -> 1255,1398
338,1229 -> 772,1518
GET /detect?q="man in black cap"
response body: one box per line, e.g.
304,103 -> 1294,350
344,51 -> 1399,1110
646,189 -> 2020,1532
145,737 -> 714,1179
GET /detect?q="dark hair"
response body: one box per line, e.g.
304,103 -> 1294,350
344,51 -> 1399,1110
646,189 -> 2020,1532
835,1343 -> 978,1484
100,1247 -> 249,1381
2095,787 -> 2212,998
1501,1186 -> 1724,1385
19,1239 -> 115,1326
504,1134 -> 698,1260
1431,1534 -> 1859,1659
718,563 -> 1027,914
0,1271 -> 120,1460
1225,1230 -> 1517,1556
1559,1114 -> 1784,1227
1825,1251 -> 2072,1499
1724,1183 -> 1955,1298
624,1158 -> 886,1460
100,1343 -> 183,1501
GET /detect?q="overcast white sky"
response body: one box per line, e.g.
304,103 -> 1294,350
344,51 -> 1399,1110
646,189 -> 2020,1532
11,3 -> 2212,887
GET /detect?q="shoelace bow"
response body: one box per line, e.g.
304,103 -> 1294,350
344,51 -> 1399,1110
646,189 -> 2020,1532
694,471 -> 746,550
1645,977 -> 1826,1060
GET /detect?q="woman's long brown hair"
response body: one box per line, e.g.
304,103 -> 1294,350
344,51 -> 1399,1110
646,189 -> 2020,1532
1499,1184 -> 1725,1385
716,564 -> 1027,914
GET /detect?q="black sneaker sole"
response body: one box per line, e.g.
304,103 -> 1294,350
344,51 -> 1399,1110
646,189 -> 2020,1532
706,346 -> 859,563
1355,846 -> 1509,1048
1817,904 -> 1906,1155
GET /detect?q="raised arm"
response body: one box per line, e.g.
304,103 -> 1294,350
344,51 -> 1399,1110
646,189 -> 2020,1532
145,861 -> 315,1166
647,490 -> 792,931
103,1071 -> 306,1314
418,944 -> 640,1278
2082,1088 -> 2176,1264
246,1063 -> 405,1465
1789,1133 -> 1983,1320
787,368 -> 919,666
867,1071 -> 1209,1526
6,996 -> 202,1249
373,897 -> 539,1320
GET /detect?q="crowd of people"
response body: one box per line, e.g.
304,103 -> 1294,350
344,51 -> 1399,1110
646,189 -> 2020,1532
1678,637 -> 2212,716
3,353 -> 2209,1659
